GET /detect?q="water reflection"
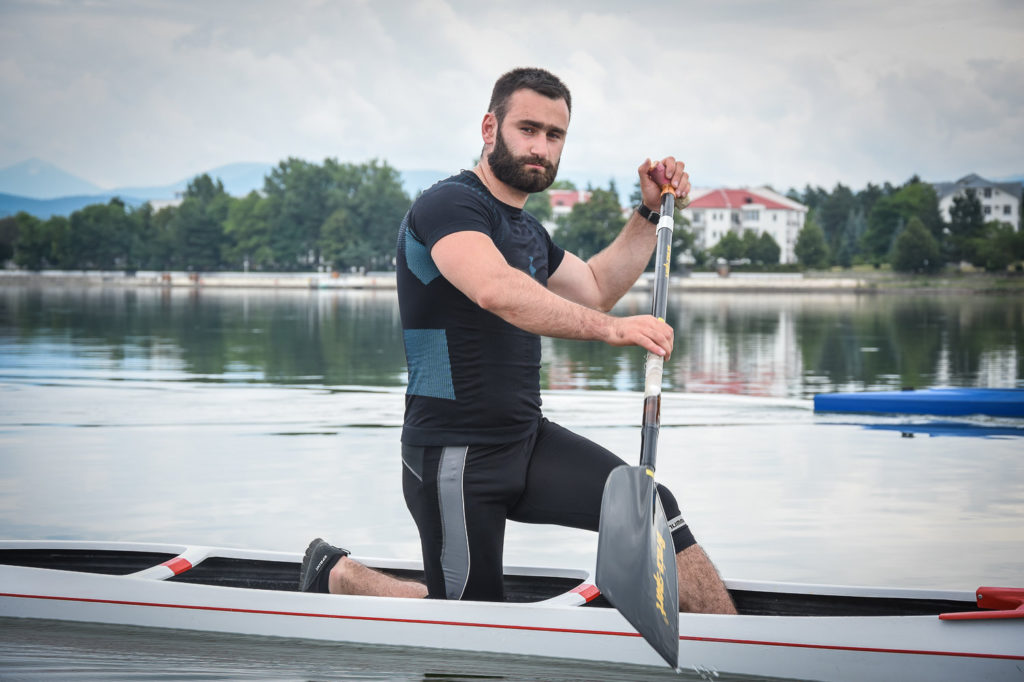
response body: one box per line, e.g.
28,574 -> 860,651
0,286 -> 1020,398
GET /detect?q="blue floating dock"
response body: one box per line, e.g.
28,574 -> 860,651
813,388 -> 1024,418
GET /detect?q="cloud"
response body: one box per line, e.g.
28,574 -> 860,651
1,0 -> 1022,192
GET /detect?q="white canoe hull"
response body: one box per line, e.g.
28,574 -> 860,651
1,541 -> 1021,681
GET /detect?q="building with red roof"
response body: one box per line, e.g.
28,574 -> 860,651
548,188 -> 592,219
682,187 -> 808,264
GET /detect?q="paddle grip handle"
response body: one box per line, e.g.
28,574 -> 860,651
647,162 -> 673,196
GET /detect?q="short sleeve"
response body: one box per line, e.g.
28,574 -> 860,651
408,182 -> 495,252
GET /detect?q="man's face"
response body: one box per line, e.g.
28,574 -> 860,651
487,88 -> 569,194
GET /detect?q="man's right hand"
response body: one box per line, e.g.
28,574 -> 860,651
606,315 -> 674,359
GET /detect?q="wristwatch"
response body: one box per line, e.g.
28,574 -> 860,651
636,203 -> 660,225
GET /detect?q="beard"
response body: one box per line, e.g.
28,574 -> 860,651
487,128 -> 560,194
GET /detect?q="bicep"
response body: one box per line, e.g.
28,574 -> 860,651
431,231 -> 518,305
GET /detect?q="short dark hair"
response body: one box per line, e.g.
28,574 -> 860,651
488,68 -> 572,125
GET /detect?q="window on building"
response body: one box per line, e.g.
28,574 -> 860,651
983,187 -> 992,198
1005,205 -> 1013,215
742,210 -> 760,221
984,205 -> 991,215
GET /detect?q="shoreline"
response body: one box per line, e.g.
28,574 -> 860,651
1,270 -> 1020,294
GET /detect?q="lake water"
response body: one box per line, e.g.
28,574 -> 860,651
0,284 -> 1022,681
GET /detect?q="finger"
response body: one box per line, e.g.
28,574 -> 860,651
677,171 -> 691,199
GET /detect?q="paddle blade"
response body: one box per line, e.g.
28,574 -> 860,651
595,465 -> 679,669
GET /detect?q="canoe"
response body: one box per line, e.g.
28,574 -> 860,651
813,387 -> 1024,417
1,541 -> 1021,681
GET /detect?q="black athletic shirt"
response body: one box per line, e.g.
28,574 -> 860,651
396,171 -> 565,446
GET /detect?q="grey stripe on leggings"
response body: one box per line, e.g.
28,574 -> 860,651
438,445 -> 469,600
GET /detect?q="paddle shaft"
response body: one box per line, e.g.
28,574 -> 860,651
640,185 -> 675,470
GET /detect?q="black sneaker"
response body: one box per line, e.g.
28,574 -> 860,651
298,538 -> 350,593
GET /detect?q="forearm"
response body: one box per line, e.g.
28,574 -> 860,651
476,266 -> 614,342
583,211 -> 658,309
432,230 -> 672,357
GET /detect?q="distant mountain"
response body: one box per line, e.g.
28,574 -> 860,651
0,192 -> 148,220
110,162 -> 276,200
0,159 -> 104,199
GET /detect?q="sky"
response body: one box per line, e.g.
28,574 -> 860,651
2,0 -> 1023,194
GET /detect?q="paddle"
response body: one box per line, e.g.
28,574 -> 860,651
596,163 -> 680,670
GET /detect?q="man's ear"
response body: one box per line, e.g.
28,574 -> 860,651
481,112 -> 497,146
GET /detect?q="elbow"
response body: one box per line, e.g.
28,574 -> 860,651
472,280 -> 509,314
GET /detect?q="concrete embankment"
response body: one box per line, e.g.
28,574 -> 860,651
0,270 -> 868,292
3,269 -> 1019,293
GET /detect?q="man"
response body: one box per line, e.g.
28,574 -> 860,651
301,67 -> 735,614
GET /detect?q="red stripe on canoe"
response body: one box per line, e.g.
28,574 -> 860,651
1,592 -> 1021,662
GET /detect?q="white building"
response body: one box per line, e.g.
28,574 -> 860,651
681,187 -> 808,264
932,174 -> 1022,230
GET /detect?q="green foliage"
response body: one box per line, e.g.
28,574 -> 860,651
223,191 -> 274,269
817,183 -> 856,257
971,221 -> 1024,271
794,218 -> 830,269
554,187 -> 626,261
12,212 -> 69,269
8,158 -> 412,273
752,231 -> 781,265
0,216 -> 19,263
259,157 -> 411,271
711,231 -> 745,261
835,207 -> 867,268
862,179 -> 942,263
946,188 -> 985,263
891,217 -> 941,273
67,198 -> 135,269
523,189 -> 552,223
170,175 -> 231,271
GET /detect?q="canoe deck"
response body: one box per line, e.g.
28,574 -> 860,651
0,546 -> 981,618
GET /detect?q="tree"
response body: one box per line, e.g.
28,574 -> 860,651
818,183 -> 856,259
710,231 -> 745,261
524,189 -> 552,223
554,186 -> 625,261
862,179 -> 942,264
946,188 -> 985,264
67,198 -> 134,269
752,232 -> 781,265
891,216 -> 941,273
971,220 -> 1024,272
795,219 -> 830,269
263,158 -> 332,268
169,175 -> 230,270
321,158 -> 410,271
0,216 -> 18,264
835,207 -> 867,268
223,191 -> 274,270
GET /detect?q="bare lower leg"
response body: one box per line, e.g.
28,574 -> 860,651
329,557 -> 428,598
676,544 -> 737,614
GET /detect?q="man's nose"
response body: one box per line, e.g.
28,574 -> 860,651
529,138 -> 551,159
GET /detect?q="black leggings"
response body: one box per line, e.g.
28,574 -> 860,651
401,418 -> 696,601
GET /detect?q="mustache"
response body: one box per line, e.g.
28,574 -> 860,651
520,155 -> 554,171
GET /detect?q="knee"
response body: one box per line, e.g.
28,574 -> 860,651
655,483 -> 681,519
